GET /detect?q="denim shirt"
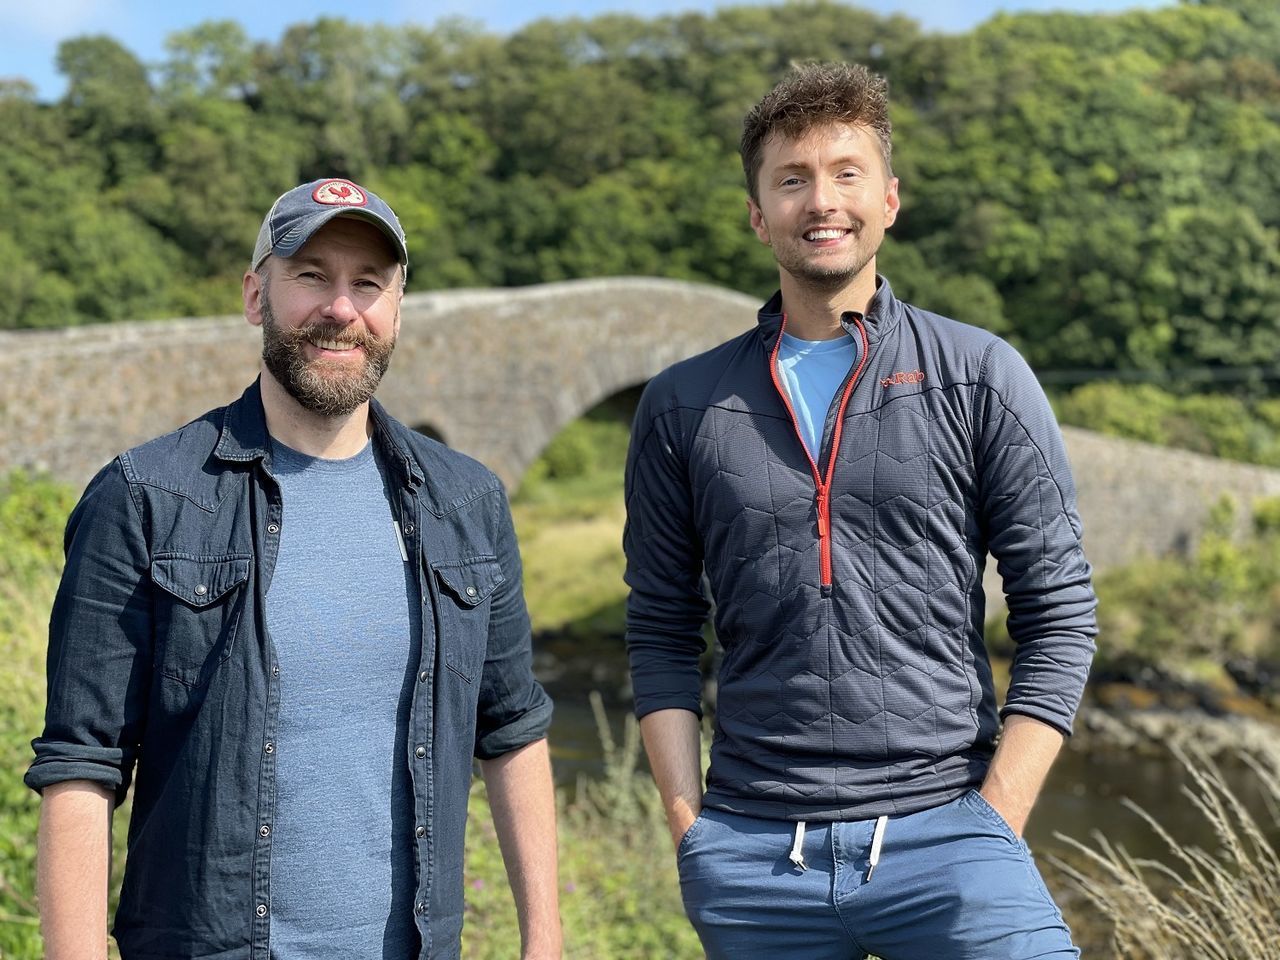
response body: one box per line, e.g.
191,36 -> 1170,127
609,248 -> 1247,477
26,380 -> 553,960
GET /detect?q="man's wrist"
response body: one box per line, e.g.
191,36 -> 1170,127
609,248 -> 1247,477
667,796 -> 703,848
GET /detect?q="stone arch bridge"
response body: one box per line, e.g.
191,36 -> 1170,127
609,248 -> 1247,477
4,277 -> 1279,575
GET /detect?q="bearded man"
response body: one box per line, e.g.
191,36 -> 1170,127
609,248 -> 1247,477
28,179 -> 561,960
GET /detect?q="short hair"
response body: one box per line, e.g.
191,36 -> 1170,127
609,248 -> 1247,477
741,62 -> 893,201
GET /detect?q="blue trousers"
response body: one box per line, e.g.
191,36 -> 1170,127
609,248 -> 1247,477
677,791 -> 1078,960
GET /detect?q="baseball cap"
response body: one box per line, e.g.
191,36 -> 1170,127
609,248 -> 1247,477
251,178 -> 409,271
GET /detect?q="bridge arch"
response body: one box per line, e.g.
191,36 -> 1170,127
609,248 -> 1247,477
1,277 -> 757,492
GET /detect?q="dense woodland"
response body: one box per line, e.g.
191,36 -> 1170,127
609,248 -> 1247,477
2,0 -> 1279,386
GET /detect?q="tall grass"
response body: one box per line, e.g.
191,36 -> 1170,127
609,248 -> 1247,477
462,693 -> 702,958
1053,743 -> 1280,959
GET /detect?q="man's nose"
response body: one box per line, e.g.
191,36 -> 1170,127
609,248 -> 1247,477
807,177 -> 837,214
322,292 -> 359,322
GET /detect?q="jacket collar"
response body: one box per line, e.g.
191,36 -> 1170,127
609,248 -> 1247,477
213,378 -> 425,488
756,274 -> 903,346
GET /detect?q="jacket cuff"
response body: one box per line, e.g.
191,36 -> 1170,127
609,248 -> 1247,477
26,741 -> 130,805
474,695 -> 554,761
997,703 -> 1075,739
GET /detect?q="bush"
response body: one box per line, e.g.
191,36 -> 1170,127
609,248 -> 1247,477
1056,383 -> 1280,468
986,496 -> 1280,695
0,472 -> 76,958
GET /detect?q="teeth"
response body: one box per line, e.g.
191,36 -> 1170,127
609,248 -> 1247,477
311,337 -> 356,350
806,228 -> 847,241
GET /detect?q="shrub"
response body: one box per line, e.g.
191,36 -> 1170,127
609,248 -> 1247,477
1056,382 -> 1280,468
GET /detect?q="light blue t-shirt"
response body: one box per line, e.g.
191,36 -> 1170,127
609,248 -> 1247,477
265,439 -> 420,959
776,331 -> 861,461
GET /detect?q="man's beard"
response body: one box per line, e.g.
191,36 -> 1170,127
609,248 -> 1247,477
772,223 -> 879,293
260,292 -> 396,418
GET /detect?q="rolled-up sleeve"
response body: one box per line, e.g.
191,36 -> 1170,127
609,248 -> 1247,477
623,373 -> 711,720
472,487 -> 553,761
975,339 -> 1098,736
26,461 -> 153,804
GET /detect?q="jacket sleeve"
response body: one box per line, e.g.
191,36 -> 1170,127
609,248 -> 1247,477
473,485 -> 553,760
25,461 -> 153,805
974,338 -> 1097,736
623,373 -> 711,719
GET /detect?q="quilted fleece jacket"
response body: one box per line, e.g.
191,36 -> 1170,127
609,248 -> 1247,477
624,278 -> 1097,821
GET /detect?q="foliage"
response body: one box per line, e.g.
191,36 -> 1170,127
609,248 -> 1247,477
463,694 -> 702,958
989,495 -> 1280,699
511,395 -> 635,639
3,0 -> 1280,398
1053,742 -> 1280,959
1056,383 -> 1280,468
0,474 -> 75,956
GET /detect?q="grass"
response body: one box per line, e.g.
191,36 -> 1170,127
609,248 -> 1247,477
1052,743 -> 1280,959
463,694 -> 702,958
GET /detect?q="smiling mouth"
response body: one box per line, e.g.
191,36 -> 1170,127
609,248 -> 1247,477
803,227 -> 852,242
307,335 -> 361,352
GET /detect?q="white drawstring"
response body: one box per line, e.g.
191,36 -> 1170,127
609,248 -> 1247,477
865,815 -> 888,881
788,820 -> 808,871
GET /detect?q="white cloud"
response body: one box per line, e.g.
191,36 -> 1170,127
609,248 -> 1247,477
0,0 -> 119,39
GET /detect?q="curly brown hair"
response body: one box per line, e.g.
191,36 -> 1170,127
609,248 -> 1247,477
741,62 -> 892,202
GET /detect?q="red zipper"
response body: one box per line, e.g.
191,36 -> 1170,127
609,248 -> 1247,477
768,314 -> 871,587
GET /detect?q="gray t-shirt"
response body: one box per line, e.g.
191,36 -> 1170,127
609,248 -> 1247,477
266,438 -> 420,958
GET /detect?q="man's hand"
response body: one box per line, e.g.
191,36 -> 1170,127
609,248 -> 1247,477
478,739 -> 563,960
638,709 -> 704,851
978,714 -> 1065,837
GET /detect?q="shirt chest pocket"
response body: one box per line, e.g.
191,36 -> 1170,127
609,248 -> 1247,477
431,556 -> 505,683
150,554 -> 251,685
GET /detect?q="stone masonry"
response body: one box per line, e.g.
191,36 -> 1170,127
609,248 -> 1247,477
3,277 -> 1278,580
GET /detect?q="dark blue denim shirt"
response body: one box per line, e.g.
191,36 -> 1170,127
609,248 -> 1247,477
26,380 -> 553,960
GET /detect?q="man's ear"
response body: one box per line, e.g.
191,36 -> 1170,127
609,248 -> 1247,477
244,270 -> 265,328
883,177 -> 901,230
747,196 -> 771,245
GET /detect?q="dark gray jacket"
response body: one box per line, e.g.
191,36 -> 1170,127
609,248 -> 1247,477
624,279 -> 1097,821
27,379 -> 551,959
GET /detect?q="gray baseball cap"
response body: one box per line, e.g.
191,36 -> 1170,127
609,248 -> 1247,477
251,178 -> 408,271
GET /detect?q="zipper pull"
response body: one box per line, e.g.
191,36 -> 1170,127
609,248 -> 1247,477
816,488 -> 830,538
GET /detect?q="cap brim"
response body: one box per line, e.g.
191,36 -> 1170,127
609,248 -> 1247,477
267,208 -> 408,266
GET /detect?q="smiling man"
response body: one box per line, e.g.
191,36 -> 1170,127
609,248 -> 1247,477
624,64 -> 1097,958
28,179 -> 561,960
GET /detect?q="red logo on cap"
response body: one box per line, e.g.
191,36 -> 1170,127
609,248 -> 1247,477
312,179 -> 368,207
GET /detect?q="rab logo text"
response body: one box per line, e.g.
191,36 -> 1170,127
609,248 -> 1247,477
880,370 -> 925,389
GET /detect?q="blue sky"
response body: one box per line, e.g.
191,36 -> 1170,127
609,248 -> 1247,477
2,0 -> 1172,103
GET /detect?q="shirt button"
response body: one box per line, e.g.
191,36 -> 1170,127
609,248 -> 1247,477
415,901 -> 427,914
272,665 -> 280,678
256,904 -> 268,918
415,825 -> 426,838
194,584 -> 208,597
259,824 -> 271,837
418,671 -> 428,683
264,742 -> 275,754
404,523 -> 415,535
414,745 -> 426,759
465,586 -> 478,598
267,523 -> 280,534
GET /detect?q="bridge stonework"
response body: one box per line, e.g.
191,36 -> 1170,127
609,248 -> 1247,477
3,278 -> 1279,577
